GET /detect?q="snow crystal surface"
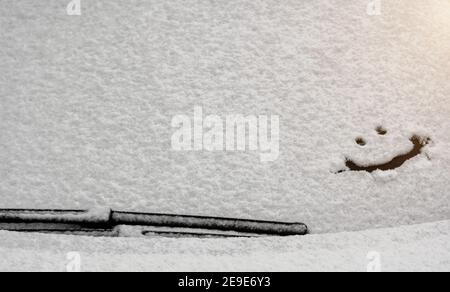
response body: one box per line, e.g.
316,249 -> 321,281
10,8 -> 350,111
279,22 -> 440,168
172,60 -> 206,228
0,0 -> 450,236
0,220 -> 448,272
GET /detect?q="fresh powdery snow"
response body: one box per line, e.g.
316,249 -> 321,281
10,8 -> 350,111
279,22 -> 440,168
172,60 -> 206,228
0,0 -> 449,271
0,220 -> 448,272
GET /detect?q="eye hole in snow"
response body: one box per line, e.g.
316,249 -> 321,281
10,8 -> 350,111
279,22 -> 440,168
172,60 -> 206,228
355,137 -> 367,146
338,135 -> 431,173
376,126 -> 388,135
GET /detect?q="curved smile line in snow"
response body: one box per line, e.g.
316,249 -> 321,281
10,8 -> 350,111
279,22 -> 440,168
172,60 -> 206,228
339,135 -> 431,173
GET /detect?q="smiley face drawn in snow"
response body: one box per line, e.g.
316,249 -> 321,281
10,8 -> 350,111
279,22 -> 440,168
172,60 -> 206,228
338,126 -> 431,173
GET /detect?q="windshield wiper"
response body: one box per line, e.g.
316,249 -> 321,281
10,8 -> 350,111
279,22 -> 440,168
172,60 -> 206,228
0,208 -> 308,238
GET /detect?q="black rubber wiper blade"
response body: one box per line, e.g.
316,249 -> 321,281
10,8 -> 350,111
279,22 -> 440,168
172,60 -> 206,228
0,208 -> 308,238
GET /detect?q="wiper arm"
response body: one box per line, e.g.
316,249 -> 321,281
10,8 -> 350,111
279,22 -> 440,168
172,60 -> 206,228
0,208 -> 308,238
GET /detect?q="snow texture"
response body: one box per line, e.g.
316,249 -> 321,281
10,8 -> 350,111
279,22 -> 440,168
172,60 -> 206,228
0,220 -> 448,272
0,0 -> 450,237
